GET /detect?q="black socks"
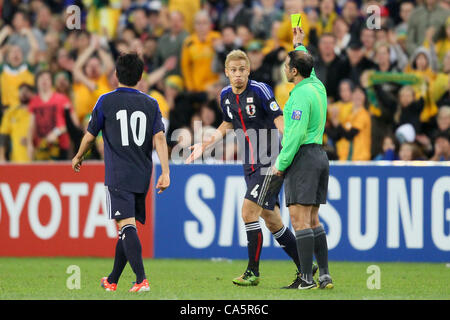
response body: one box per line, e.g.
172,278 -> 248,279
107,229 -> 127,284
295,228 -> 315,282
313,225 -> 330,276
119,224 -> 146,284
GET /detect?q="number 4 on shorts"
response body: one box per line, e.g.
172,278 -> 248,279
250,184 -> 259,198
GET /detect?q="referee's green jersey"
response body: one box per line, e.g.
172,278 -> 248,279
275,45 -> 328,172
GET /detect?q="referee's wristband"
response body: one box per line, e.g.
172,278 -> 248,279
293,43 -> 303,49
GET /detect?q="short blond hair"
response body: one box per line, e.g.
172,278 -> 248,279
225,49 -> 250,68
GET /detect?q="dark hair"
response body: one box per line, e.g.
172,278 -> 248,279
76,29 -> 90,39
115,53 -> 144,86
35,69 -> 53,86
222,24 -> 236,33
18,83 -> 35,92
339,79 -> 355,90
287,50 -> 314,78
14,9 -> 31,24
320,32 -> 336,41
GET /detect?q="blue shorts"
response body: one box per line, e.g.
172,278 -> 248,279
244,166 -> 282,211
105,186 -> 147,224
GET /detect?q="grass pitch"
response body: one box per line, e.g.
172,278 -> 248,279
0,257 -> 448,300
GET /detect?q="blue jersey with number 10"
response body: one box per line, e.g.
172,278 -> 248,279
87,87 -> 165,194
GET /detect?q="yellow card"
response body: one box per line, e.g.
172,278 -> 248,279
291,13 -> 302,28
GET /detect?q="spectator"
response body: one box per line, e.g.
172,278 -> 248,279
277,0 -> 311,47
165,74 -> 192,141
251,0 -> 283,40
28,70 -> 71,160
54,71 -> 72,97
406,0 -> 450,55
156,10 -> 188,76
84,0 -> 121,39
341,40 -> 377,86
432,51 -> 450,104
428,16 -> 450,71
0,0 -> 448,164
341,0 -> 364,44
394,85 -> 425,134
247,40 -> 285,89
35,4 -> 53,35
0,44 -> 35,109
213,24 -> 243,78
56,48 -> 75,75
437,75 -> 450,107
166,0 -> 201,34
218,0 -> 253,30
72,35 -> 114,123
261,20 -> 292,55
140,36 -> 159,73
404,47 -> 438,124
69,30 -> 91,61
398,141 -> 425,161
329,79 -> 354,125
317,0 -> 338,36
360,27 -> 376,61
6,9 -> 46,55
313,33 -> 345,102
374,42 -> 402,73
432,106 -> 450,139
130,8 -> 153,40
429,132 -> 450,160
417,106 -> 450,156
332,17 -> 351,56
181,10 -> 221,92
204,80 -> 224,129
373,134 -> 399,160
327,86 -> 372,161
395,1 -> 415,45
236,24 -> 254,49
0,83 -> 34,162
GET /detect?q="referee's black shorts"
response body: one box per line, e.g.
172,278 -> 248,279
284,143 -> 329,207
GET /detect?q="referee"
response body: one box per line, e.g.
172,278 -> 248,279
273,27 -> 333,290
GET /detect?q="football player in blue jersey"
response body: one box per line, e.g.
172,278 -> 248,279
186,50 -> 315,287
72,53 -> 170,292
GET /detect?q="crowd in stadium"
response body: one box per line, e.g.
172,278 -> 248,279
0,0 -> 449,163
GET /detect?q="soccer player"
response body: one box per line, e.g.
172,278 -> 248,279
186,49 -> 314,287
72,53 -> 170,292
273,27 -> 333,290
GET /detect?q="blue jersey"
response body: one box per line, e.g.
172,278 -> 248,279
87,87 -> 165,194
220,80 -> 282,175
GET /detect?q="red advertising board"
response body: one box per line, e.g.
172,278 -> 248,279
0,162 -> 154,257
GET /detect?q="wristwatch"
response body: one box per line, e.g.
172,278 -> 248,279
294,43 -> 303,49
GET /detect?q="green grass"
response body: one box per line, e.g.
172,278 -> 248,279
0,258 -> 448,300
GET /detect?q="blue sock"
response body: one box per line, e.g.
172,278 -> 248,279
121,224 -> 146,284
107,230 -> 127,284
273,226 -> 301,273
